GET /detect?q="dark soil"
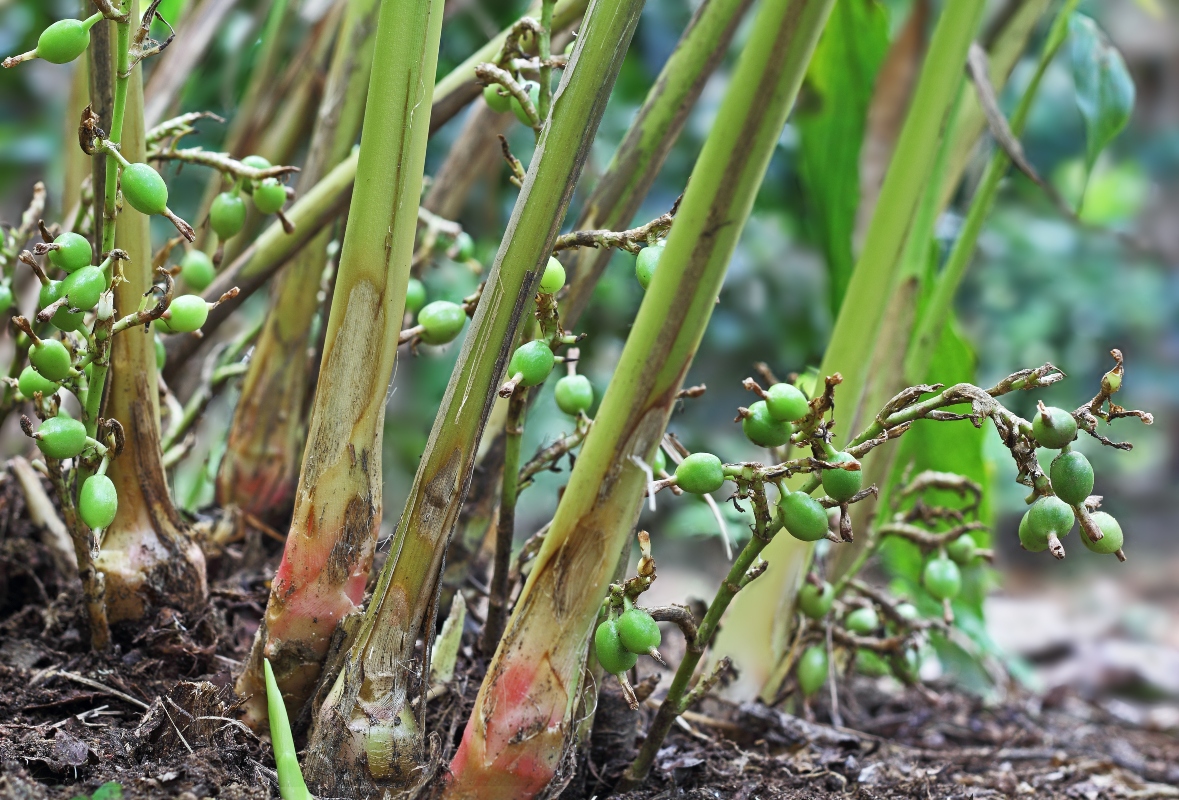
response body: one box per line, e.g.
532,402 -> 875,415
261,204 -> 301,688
1,475 -> 1176,800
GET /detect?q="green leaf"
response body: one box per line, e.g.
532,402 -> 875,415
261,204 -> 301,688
91,783 -> 122,800
1069,14 -> 1135,178
797,0 -> 889,314
264,659 -> 311,800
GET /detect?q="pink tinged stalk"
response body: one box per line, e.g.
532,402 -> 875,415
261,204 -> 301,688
444,1 -> 837,797
301,0 -> 645,793
234,0 -> 446,727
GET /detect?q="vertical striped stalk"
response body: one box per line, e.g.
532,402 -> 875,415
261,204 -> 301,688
444,3 -> 834,798
234,0 -> 444,728
821,86 -> 967,579
94,0 -> 207,625
817,0 -> 985,426
559,0 -> 755,325
217,0 -> 380,519
63,8 -> 91,218
215,7 -> 343,267
442,0 -> 756,597
708,0 -> 988,701
161,1 -> 593,375
192,0 -> 294,247
823,0 -> 1063,584
906,0 -> 1076,380
304,0 -> 644,793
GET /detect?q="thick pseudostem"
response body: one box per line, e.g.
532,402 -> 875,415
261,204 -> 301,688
305,1 -> 644,795
216,0 -> 381,520
444,3 -> 836,799
441,0 -> 755,613
234,0 -> 445,737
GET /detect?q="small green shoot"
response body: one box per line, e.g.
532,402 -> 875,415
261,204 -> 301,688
263,658 -> 312,800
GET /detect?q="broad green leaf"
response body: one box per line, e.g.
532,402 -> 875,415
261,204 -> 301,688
1069,14 -> 1135,180
797,0 -> 889,314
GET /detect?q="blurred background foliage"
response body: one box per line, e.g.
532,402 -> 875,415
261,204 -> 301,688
1,0 -> 1176,675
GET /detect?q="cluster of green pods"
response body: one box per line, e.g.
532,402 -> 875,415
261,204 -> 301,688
594,604 -> 662,676
1020,405 -> 1123,558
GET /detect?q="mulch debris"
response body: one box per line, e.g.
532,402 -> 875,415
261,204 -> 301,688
0,476 -> 1176,799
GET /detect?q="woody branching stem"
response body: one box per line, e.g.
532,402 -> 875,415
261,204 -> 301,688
552,200 -> 678,252
651,349 -> 1148,723
624,480 -> 781,785
647,361 -> 1142,512
145,110 -> 223,144
476,63 -> 542,129
146,144 -> 299,181
517,424 -> 587,491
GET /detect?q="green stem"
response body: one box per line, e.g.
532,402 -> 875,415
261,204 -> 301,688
235,0 -> 446,735
86,3 -> 133,442
446,3 -> 835,798
100,12 -> 131,255
937,0 -> 1055,213
625,513 -> 780,782
537,0 -> 556,121
817,0 -> 985,410
95,0 -> 206,629
305,0 -> 645,793
443,0 -> 754,619
904,0 -> 1078,380
481,389 -> 527,653
217,0 -> 381,518
560,0 -> 754,325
